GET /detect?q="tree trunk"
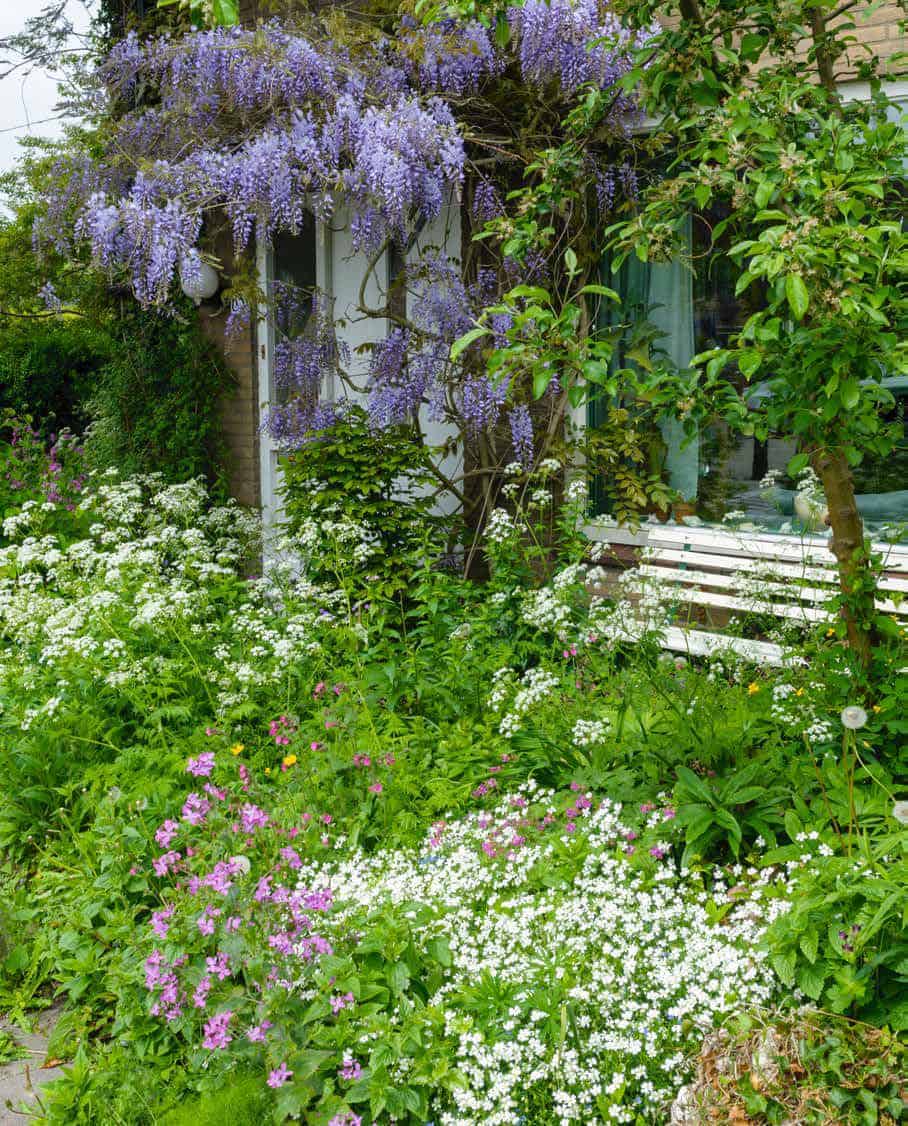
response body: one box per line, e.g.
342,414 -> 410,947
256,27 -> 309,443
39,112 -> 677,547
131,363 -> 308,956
811,448 -> 876,673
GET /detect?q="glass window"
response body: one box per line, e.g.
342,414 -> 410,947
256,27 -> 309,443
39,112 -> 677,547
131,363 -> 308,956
271,215 -> 317,405
590,206 -> 907,540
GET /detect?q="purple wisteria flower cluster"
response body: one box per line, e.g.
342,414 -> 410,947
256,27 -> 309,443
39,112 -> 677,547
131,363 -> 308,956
509,0 -> 654,99
53,23 -> 465,306
45,3 -> 651,458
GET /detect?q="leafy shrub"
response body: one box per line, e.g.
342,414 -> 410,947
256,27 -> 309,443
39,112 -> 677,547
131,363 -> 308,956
82,304 -> 231,485
0,319 -> 108,433
761,822 -> 908,1030
279,405 -> 445,598
0,412 -> 88,530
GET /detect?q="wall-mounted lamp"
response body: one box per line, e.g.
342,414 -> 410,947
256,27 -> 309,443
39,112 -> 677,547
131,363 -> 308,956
179,256 -> 221,305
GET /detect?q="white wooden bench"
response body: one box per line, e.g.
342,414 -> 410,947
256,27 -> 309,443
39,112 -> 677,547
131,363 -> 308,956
585,522 -> 908,666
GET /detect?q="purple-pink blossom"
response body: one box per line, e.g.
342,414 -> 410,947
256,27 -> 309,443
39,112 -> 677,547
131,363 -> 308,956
202,1010 -> 233,1050
240,803 -> 269,832
205,951 -> 231,981
246,1020 -> 273,1043
181,792 -> 211,826
154,819 -> 179,848
330,991 -> 355,1015
186,751 -> 215,777
267,1062 -> 293,1088
339,1057 -> 362,1081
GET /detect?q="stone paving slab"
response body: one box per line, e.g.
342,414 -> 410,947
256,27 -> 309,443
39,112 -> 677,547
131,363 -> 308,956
0,1007 -> 65,1124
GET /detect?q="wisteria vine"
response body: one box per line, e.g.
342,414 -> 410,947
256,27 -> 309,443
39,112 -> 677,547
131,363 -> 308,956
43,1 -> 651,504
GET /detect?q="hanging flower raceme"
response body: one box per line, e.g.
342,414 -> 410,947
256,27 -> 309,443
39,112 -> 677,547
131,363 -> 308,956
50,21 -> 467,306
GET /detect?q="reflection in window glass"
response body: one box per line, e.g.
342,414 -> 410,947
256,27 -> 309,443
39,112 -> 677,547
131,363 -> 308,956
271,215 -> 317,406
591,207 -> 907,540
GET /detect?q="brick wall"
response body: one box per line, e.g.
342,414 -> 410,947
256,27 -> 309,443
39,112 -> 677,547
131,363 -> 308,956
838,2 -> 905,74
197,233 -> 261,508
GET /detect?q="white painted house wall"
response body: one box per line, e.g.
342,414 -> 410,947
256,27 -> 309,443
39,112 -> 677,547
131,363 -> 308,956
256,192 -> 463,538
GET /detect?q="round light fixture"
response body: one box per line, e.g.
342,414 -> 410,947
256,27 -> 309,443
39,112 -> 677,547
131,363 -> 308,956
179,256 -> 221,305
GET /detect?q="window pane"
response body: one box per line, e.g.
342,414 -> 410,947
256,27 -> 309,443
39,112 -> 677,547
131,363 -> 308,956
271,215 -> 317,406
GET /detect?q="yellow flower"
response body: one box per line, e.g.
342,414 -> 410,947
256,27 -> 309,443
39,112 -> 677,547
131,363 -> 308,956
282,754 -> 297,768
230,743 -> 244,756
795,688 -> 804,697
264,767 -> 271,775
825,627 -> 835,638
747,682 -> 760,695
872,704 -> 881,713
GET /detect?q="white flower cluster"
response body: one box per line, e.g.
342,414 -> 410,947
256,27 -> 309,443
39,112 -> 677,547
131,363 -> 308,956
296,787 -> 789,1125
484,508 -> 517,544
488,666 -> 562,737
296,513 -> 379,566
769,679 -> 835,744
572,717 -> 611,747
0,473 -> 351,725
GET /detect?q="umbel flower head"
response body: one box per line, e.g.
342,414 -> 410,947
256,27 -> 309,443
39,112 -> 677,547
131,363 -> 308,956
892,801 -> 908,826
840,705 -> 868,730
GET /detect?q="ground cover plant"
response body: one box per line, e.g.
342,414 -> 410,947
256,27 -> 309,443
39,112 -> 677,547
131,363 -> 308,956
0,454 -> 905,1123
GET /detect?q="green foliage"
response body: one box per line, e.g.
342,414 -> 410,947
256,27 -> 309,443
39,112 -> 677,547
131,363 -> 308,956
81,303 -> 231,484
156,0 -> 239,28
0,320 -> 108,434
280,405 -> 447,598
762,820 -> 908,1029
673,762 -> 786,866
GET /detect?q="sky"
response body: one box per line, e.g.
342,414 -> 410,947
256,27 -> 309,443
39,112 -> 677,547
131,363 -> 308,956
0,0 -> 93,181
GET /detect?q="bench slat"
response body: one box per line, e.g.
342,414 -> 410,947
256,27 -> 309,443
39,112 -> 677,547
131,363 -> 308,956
589,523 -> 908,572
635,564 -> 908,616
634,583 -> 832,624
661,626 -> 789,666
642,549 -> 908,593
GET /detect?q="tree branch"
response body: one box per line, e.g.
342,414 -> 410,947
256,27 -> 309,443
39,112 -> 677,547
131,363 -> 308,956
0,307 -> 83,319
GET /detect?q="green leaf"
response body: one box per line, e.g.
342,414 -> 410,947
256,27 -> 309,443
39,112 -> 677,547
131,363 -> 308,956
494,9 -> 510,47
783,809 -> 802,842
564,247 -> 578,276
737,350 -> 762,379
675,767 -> 714,805
796,960 -> 828,1001
679,807 -> 717,843
740,32 -> 766,60
772,950 -> 797,986
426,936 -> 452,967
533,366 -> 554,398
787,452 -> 810,477
785,274 -> 809,321
388,960 -> 410,994
799,927 -> 819,965
450,326 -> 491,361
210,0 -> 239,24
840,379 -> 861,410
578,284 -> 620,302
754,178 -> 775,210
